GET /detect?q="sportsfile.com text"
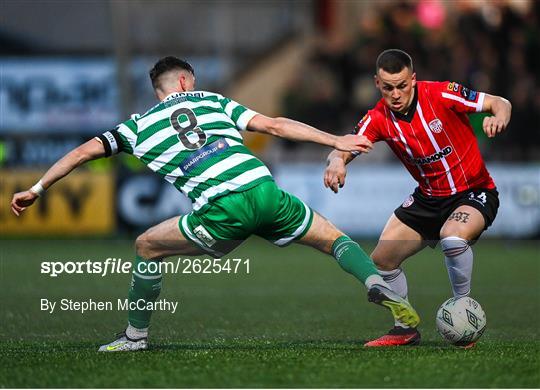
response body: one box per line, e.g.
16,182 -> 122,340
41,258 -> 251,277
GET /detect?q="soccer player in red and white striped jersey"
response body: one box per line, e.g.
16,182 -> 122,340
325,49 -> 512,347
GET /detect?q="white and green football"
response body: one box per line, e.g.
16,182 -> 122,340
436,296 -> 487,346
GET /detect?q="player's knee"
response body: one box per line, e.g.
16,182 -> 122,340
440,225 -> 456,239
440,225 -> 469,241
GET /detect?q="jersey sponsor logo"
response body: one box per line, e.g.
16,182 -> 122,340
460,87 -> 478,102
428,118 -> 444,133
448,82 -> 478,102
193,225 -> 217,247
408,146 -> 453,165
180,137 -> 229,173
402,194 -> 414,208
447,82 -> 460,92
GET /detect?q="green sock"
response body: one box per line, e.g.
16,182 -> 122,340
127,255 -> 162,329
332,236 -> 386,289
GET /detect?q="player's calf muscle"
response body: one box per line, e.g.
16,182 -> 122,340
134,236 -> 160,259
300,213 -> 342,254
370,243 -> 408,271
134,236 -> 159,257
371,252 -> 399,271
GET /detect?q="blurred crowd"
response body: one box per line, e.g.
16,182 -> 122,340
281,1 -> 540,161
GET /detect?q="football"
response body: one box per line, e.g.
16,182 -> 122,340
436,296 -> 487,346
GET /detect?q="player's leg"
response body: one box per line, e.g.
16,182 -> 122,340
297,211 -> 420,328
357,213 -> 428,346
371,213 -> 428,300
257,188 -> 386,289
365,188 -> 445,347
376,190 -> 440,302
440,189 -> 499,298
439,206 -> 484,298
373,190 -> 438,311
299,212 -> 388,289
127,216 -> 209,337
99,215 -> 210,352
252,183 -> 420,329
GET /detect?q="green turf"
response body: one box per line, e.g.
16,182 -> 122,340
1,238 -> 539,388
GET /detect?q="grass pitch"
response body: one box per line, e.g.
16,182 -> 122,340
1,238 -> 539,388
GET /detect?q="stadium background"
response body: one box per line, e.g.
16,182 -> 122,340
0,1 -> 539,388
1,0 -> 538,237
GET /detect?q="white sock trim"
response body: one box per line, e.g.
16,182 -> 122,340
378,268 -> 403,282
441,236 -> 469,256
378,268 -> 400,276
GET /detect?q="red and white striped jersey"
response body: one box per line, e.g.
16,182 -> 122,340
354,81 -> 495,197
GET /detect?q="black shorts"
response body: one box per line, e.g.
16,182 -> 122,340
394,187 -> 499,244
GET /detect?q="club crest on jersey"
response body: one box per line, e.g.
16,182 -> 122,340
428,118 -> 443,133
402,195 -> 414,208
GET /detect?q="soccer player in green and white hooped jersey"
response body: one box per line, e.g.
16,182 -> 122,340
11,56 -> 419,351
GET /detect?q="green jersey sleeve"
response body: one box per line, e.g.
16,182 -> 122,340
219,97 -> 259,131
97,116 -> 138,156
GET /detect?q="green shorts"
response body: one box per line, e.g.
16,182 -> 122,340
178,181 -> 313,256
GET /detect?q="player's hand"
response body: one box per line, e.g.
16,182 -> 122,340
324,157 -> 348,193
334,134 -> 373,153
11,190 -> 39,216
482,116 -> 506,138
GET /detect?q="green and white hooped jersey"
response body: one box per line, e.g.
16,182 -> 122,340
98,91 -> 273,212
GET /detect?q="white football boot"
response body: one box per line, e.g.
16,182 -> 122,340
98,331 -> 148,352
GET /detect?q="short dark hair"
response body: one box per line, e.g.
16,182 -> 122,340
376,49 -> 413,74
149,56 -> 194,90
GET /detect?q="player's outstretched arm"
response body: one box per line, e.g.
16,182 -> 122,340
246,114 -> 373,153
10,139 -> 106,216
481,94 -> 512,138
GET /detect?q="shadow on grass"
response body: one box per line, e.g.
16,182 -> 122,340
154,339 -> 450,351
0,338 -> 463,355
